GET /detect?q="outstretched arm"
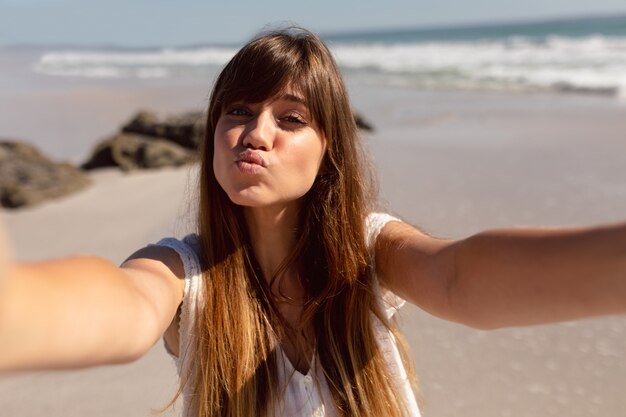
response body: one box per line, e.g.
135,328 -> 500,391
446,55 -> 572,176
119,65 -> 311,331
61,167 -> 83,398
376,220 -> 626,329
0,241 -> 186,372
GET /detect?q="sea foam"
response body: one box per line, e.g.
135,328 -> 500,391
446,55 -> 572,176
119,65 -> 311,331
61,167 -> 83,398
32,35 -> 626,96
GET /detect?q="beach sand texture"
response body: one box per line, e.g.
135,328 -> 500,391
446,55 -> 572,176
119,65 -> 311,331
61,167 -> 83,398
1,85 -> 626,416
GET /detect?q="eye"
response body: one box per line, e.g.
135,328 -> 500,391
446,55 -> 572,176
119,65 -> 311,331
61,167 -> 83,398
225,106 -> 252,117
281,113 -> 307,125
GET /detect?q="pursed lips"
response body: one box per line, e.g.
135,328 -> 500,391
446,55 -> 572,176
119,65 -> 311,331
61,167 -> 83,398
235,150 -> 267,173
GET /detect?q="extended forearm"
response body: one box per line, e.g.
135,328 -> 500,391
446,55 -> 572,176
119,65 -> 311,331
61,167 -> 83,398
0,256 -> 158,372
451,222 -> 626,329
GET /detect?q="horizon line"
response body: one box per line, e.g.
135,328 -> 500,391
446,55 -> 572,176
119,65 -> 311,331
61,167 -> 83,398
2,10 -> 625,50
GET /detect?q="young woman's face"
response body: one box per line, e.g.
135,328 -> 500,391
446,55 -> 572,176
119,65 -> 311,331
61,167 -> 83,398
213,88 -> 326,208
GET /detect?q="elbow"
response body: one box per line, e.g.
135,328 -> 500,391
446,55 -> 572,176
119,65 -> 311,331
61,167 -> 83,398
104,325 -> 158,366
443,288 -> 505,330
445,282 -> 507,331
445,289 -> 511,330
97,291 -> 163,367
113,345 -> 152,365
123,308 -> 162,363
443,247 -> 506,331
127,289 -> 167,362
444,239 -> 506,331
444,293 -> 507,330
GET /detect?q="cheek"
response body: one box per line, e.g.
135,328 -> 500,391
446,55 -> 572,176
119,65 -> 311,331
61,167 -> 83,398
289,138 -> 325,183
212,136 -> 230,189
306,137 -> 326,172
212,146 -> 223,181
214,122 -> 236,151
213,123 -> 239,176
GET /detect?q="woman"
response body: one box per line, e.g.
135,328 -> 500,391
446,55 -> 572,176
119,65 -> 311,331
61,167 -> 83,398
0,28 -> 625,417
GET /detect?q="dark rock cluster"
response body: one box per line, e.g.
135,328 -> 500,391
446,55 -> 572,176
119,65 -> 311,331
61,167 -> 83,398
122,111 -> 205,150
0,141 -> 91,209
0,110 -> 205,209
82,111 -> 203,171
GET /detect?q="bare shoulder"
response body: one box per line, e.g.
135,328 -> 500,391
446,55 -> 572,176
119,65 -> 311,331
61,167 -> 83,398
120,245 -> 187,315
375,220 -> 454,266
122,245 -> 186,281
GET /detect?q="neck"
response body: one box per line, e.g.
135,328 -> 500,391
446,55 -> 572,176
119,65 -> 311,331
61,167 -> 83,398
244,202 -> 300,286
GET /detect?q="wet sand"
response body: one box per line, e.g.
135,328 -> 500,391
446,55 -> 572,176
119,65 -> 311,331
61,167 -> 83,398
1,85 -> 626,416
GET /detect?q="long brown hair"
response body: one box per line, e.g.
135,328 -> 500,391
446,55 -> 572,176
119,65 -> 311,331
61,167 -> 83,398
183,27 -> 415,416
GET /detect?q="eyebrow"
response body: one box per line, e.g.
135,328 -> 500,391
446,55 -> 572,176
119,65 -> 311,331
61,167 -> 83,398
279,93 -> 307,105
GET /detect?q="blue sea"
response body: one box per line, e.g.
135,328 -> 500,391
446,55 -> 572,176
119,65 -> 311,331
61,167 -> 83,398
3,14 -> 626,97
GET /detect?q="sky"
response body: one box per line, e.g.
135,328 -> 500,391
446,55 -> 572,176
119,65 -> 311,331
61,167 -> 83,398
1,0 -> 626,47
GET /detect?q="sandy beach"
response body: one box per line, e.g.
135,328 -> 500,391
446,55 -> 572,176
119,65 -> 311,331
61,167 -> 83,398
1,83 -> 626,417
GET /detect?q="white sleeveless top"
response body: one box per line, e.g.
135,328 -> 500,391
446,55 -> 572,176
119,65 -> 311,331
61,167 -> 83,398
154,213 -> 421,417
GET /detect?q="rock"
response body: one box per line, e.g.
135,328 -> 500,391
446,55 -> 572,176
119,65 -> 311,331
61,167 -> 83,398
121,111 -> 205,150
81,133 -> 198,171
354,112 -> 374,132
0,141 -> 91,209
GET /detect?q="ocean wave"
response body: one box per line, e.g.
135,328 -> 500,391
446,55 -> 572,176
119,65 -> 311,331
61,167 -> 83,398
332,35 -> 626,96
37,47 -> 238,66
32,47 -> 238,79
32,35 -> 626,96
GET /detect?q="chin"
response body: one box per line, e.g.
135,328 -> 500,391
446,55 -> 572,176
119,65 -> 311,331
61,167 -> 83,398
226,190 -> 273,208
226,189 -> 307,210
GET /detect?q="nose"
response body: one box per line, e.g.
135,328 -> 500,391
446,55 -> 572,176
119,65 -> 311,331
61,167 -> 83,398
242,111 -> 274,151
